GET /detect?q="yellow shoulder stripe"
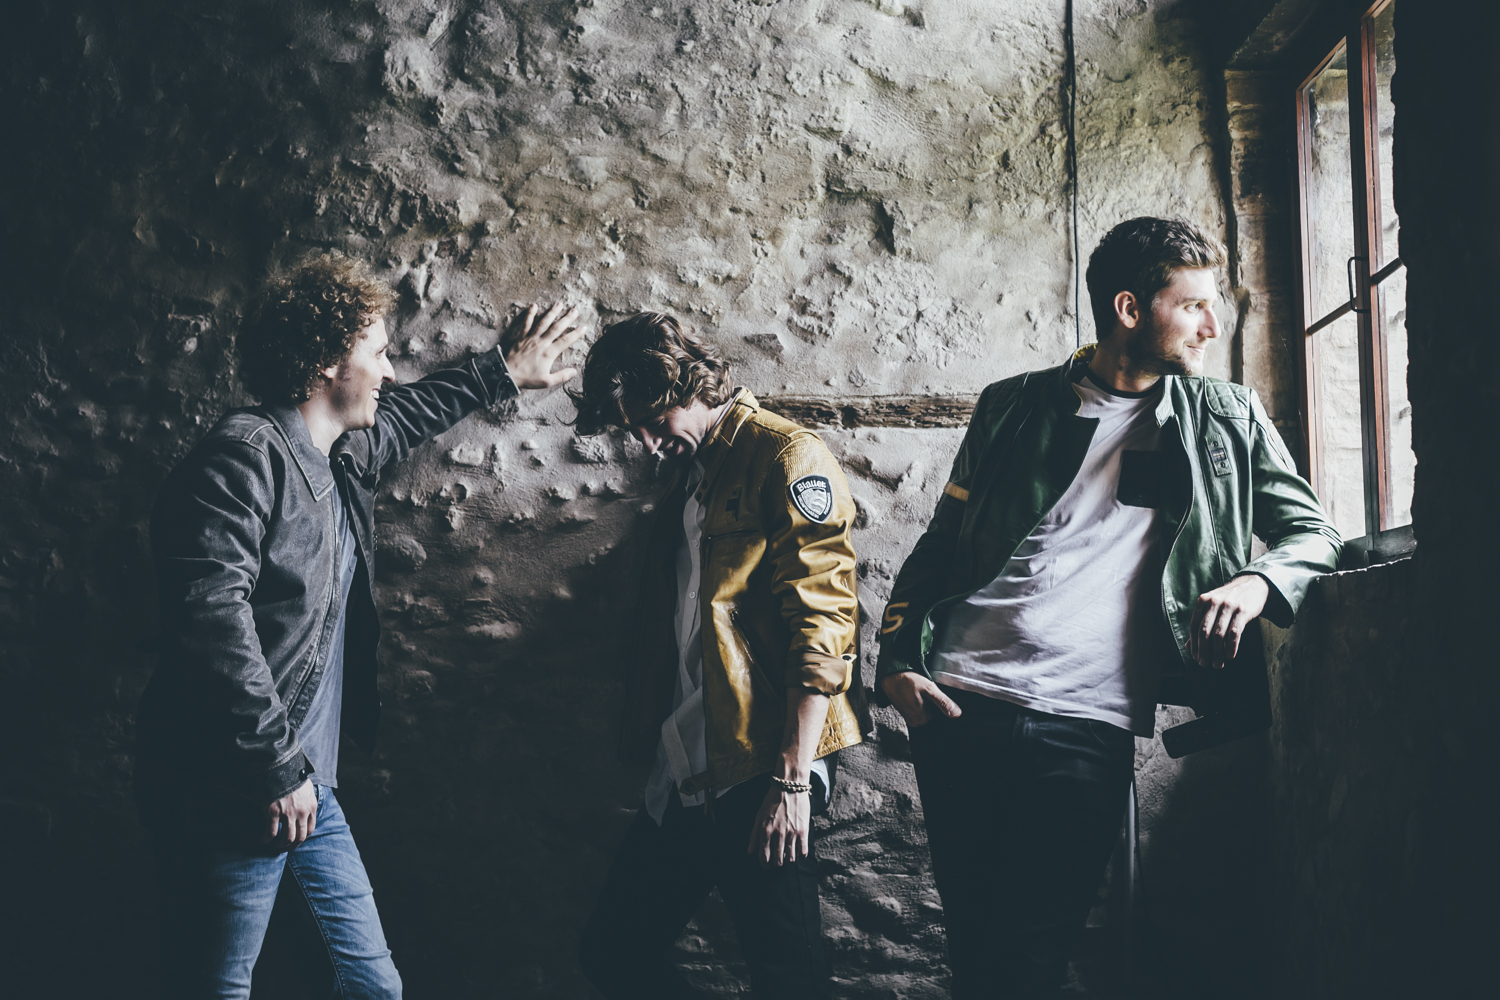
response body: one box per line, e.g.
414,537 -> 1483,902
942,481 -> 970,502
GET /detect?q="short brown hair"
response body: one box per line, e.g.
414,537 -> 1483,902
238,252 -> 395,403
1085,217 -> 1226,339
569,312 -> 733,435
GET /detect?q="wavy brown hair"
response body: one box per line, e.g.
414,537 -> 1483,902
238,252 -> 395,403
569,312 -> 733,435
1085,217 -> 1226,339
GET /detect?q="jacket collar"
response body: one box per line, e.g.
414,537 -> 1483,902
263,403 -> 337,501
696,388 -> 756,488
1065,343 -> 1177,426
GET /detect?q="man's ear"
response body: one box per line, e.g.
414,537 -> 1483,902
1112,290 -> 1142,332
318,361 -> 340,382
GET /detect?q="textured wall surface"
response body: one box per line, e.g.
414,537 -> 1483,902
1,2 -> 1288,996
1263,559 -> 1418,999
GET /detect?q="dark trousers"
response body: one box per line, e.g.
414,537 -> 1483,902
580,774 -> 830,999
910,688 -> 1135,999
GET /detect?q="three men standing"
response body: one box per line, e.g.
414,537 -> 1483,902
572,313 -> 862,999
877,217 -> 1341,997
136,254 -> 583,997
137,216 -> 1339,997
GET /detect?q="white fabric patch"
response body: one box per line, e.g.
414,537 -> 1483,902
789,474 -> 833,523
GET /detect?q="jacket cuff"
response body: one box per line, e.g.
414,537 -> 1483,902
787,651 -> 853,696
256,747 -> 313,804
1235,570 -> 1295,628
472,346 -> 520,408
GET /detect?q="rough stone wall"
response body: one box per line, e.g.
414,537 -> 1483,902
1263,559 -> 1420,998
1224,70 -> 1298,446
2,2 -> 1276,996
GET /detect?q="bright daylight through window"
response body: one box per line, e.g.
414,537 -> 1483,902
1295,0 -> 1411,542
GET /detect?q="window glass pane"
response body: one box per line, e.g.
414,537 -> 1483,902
1372,1 -> 1398,268
1369,0 -> 1413,531
1378,265 -> 1413,528
1303,43 -> 1357,322
1314,310 -> 1365,540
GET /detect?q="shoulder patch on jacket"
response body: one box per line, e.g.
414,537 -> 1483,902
789,474 -> 833,523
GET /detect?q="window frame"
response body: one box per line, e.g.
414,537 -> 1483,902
1292,0 -> 1405,539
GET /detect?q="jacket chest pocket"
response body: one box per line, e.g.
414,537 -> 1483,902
704,485 -> 754,537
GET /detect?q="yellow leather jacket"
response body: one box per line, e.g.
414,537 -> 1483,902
620,390 -> 863,793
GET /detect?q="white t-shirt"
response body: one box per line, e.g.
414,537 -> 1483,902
930,371 -> 1168,736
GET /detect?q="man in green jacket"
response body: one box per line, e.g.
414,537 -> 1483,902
876,217 -> 1341,998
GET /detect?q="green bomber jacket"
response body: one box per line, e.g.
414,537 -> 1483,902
875,346 -> 1342,746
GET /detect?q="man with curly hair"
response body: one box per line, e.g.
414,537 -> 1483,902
573,313 -> 863,999
135,253 -> 583,998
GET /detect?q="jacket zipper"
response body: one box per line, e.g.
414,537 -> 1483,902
1160,415 -> 1196,666
726,607 -> 781,696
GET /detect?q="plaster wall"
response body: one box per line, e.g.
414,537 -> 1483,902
1,2 -> 1280,995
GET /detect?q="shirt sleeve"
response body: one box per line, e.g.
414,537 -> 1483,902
343,346 -> 519,477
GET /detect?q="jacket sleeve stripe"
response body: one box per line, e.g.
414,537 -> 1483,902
942,481 -> 970,502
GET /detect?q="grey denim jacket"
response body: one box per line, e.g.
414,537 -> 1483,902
136,348 -> 515,807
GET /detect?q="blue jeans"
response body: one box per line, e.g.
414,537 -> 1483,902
153,783 -> 401,999
910,688 -> 1135,999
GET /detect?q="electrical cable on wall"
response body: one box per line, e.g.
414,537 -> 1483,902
1065,0 -> 1081,349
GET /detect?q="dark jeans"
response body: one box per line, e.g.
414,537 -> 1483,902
910,688 -> 1135,999
152,783 -> 401,999
580,773 -> 830,999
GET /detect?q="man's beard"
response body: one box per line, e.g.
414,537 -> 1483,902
1135,350 -> 1195,379
1125,330 -> 1199,378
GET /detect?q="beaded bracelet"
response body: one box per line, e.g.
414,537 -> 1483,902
770,775 -> 812,794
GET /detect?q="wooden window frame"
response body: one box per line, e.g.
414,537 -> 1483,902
1292,0 -> 1404,538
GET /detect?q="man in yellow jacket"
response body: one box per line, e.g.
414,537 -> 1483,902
572,312 -> 862,999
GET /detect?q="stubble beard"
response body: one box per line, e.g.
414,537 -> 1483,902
1136,350 -> 1196,379
1124,325 -> 1200,380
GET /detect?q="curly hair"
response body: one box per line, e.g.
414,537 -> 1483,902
238,253 -> 395,403
1085,217 -> 1226,339
569,312 -> 733,435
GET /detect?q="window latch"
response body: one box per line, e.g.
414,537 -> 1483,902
1346,256 -> 1370,314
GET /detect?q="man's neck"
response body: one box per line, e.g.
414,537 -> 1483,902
296,396 -> 345,456
699,397 -> 734,448
1087,338 -> 1162,395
